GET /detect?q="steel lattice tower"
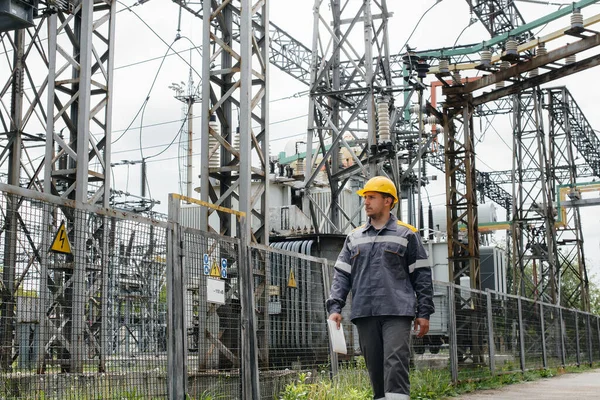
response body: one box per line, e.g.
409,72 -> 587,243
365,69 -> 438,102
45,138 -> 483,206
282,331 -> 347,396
195,0 -> 270,244
303,0 -> 393,234
510,89 -> 558,304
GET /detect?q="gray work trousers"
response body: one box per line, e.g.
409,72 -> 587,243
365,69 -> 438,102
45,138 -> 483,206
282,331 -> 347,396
354,316 -> 412,400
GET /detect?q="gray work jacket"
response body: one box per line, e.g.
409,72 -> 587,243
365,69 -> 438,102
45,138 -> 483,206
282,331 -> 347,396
326,214 -> 434,321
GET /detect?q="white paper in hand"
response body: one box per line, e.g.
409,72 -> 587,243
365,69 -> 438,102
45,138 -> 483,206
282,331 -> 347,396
327,319 -> 347,354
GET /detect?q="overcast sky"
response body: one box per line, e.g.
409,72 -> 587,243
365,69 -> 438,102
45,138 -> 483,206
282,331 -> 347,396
108,1 -> 600,280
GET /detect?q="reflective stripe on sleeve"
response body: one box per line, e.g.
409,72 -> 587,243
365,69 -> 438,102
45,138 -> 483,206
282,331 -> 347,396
409,258 -> 431,273
335,260 -> 351,274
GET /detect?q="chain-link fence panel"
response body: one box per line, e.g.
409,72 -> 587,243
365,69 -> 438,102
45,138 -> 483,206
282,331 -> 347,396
181,227 -> 242,399
592,316 -> 600,362
412,282 -> 450,372
563,308 -> 579,365
490,293 -> 521,374
452,285 -> 491,381
543,303 -> 564,368
0,188 -> 169,399
254,242 -> 330,399
521,297 -> 544,370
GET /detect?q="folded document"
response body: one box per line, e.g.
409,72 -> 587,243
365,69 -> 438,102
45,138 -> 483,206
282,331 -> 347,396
326,319 -> 347,354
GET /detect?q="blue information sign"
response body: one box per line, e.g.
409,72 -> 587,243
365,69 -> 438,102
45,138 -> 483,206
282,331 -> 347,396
221,258 -> 228,279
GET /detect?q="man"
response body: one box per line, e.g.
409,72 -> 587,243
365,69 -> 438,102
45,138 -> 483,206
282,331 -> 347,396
327,176 -> 434,400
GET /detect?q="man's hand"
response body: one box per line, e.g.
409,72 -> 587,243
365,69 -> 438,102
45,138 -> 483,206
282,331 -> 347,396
328,312 -> 342,329
414,318 -> 429,338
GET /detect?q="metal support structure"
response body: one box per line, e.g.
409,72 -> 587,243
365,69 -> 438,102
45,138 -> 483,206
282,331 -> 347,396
448,286 -> 459,383
167,195 -> 187,398
171,76 -> 201,200
303,0 -> 392,234
12,1 -> 118,373
540,302 -> 548,368
547,88 -> 591,311
443,97 -> 480,288
486,290 -> 495,375
200,0 -> 269,244
511,89 -> 558,305
517,296 -> 526,372
467,0 -> 530,41
575,312 -> 581,366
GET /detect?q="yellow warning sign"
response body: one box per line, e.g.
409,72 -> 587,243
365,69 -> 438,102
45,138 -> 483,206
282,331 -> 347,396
210,262 -> 221,278
287,269 -> 297,288
50,222 -> 72,255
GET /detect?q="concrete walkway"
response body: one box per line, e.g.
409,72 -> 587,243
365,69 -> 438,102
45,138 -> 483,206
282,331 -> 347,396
452,369 -> 600,399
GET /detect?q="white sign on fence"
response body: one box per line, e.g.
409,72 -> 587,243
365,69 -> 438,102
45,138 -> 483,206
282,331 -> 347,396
207,278 -> 225,305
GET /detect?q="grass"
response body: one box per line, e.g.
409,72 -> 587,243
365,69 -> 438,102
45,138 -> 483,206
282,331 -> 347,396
278,358 -> 600,400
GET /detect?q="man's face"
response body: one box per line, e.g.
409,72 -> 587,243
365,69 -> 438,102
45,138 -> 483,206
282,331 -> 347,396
363,191 -> 392,219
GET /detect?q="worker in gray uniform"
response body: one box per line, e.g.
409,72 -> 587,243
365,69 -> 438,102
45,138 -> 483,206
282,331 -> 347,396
327,176 -> 434,400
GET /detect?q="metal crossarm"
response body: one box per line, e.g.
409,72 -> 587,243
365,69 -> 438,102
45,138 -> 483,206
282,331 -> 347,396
545,87 -> 600,178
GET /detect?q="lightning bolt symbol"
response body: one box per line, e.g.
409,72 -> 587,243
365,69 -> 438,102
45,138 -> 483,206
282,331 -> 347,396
59,230 -> 65,249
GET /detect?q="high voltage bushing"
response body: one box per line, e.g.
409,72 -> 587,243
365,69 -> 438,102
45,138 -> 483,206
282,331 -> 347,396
479,49 -> 492,69
496,61 -> 511,89
571,8 -> 584,30
415,60 -> 430,79
502,37 -> 519,62
377,97 -> 391,143
451,70 -> 461,85
438,59 -> 450,75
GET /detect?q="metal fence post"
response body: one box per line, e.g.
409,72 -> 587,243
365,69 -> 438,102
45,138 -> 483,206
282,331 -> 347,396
540,302 -> 547,369
167,195 -> 187,399
586,314 -> 593,366
485,290 -> 495,375
239,217 -> 260,399
517,297 -> 526,372
575,311 -> 581,366
448,285 -> 459,383
321,260 -> 338,377
559,307 -> 566,366
597,316 -> 600,363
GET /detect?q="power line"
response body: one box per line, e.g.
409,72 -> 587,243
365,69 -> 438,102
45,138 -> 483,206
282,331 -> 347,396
114,45 -> 201,71
399,0 -> 443,54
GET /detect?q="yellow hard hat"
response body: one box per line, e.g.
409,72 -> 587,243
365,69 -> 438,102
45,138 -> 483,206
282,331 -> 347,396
356,176 -> 398,204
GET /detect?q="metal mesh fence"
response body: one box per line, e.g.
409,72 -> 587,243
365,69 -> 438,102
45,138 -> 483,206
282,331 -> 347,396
592,316 -> 600,362
488,292 -> 521,374
453,286 -> 492,381
252,243 -> 330,399
412,283 -> 450,372
182,227 -> 242,399
563,308 -> 579,365
4,186 -> 600,399
0,190 -> 168,399
543,303 -> 564,368
521,298 -> 544,370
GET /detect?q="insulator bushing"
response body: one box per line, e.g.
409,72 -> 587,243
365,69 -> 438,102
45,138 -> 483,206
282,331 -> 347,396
452,70 -> 461,85
438,59 -> 449,74
296,158 -> 304,176
496,61 -> 511,89
377,100 -> 390,143
571,9 -> 584,29
505,38 -> 518,56
537,42 -> 547,57
480,49 -> 492,67
565,54 -> 576,65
